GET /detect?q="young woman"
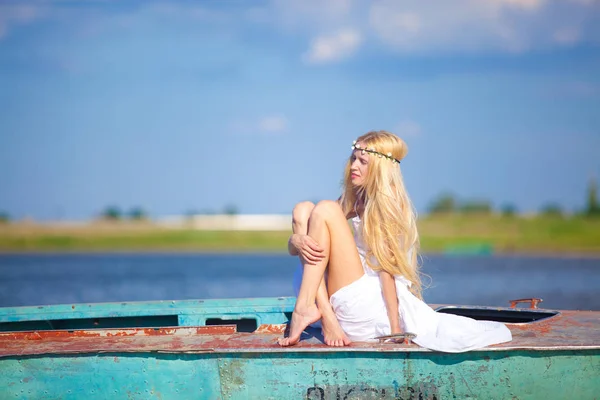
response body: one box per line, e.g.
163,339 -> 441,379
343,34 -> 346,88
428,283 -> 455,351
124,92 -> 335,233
280,130 -> 512,352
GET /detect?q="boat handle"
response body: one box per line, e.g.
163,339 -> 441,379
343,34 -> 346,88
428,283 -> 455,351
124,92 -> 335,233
508,298 -> 543,309
375,332 -> 416,345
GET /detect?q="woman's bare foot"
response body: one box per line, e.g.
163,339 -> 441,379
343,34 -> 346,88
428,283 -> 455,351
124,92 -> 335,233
321,312 -> 351,347
278,304 -> 321,346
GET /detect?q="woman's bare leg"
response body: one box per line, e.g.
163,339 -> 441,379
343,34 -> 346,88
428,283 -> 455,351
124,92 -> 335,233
291,201 -> 350,347
279,200 -> 364,346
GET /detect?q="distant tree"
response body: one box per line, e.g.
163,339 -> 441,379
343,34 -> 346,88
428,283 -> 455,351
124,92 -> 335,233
0,212 -> 9,223
459,200 -> 492,214
586,177 -> 599,216
428,193 -> 456,214
129,207 -> 147,221
500,203 -> 517,217
186,209 -> 198,217
183,210 -> 197,228
540,203 -> 564,217
101,206 -> 122,221
223,204 -> 239,215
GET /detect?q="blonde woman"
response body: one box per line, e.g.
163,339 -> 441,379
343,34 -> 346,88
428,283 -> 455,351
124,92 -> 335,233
280,131 -> 512,352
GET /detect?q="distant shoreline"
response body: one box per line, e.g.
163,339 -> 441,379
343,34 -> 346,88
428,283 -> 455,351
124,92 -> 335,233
1,214 -> 599,257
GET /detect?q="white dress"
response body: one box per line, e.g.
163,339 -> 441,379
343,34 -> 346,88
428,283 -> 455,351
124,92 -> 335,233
294,216 -> 512,353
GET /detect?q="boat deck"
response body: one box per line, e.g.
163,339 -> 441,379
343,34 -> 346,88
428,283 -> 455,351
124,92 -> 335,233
1,309 -> 598,358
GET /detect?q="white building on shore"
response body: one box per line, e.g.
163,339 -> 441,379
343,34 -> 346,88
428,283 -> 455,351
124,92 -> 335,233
157,214 -> 292,231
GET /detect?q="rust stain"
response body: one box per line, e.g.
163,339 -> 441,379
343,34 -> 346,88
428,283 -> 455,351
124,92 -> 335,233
509,298 -> 543,309
3,330 -> 101,340
105,331 -> 138,337
561,317 -> 594,328
255,324 -> 286,334
195,326 -> 236,335
143,328 -> 177,336
168,337 -> 184,350
520,332 -> 536,338
510,322 -> 552,335
0,325 -> 236,342
26,332 -> 43,340
0,309 -> 598,358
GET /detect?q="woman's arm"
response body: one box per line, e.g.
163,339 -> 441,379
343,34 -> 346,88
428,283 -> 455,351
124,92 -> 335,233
288,234 -> 324,264
379,270 -> 403,334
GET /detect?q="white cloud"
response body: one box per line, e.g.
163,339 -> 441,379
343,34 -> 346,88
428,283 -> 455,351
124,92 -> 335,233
394,120 -> 422,137
2,0 -> 599,57
142,3 -> 229,22
368,9 -> 421,49
492,0 -> 545,11
303,29 -> 363,64
258,115 -> 288,134
0,4 -> 46,40
230,115 -> 289,135
553,27 -> 581,45
545,81 -> 599,98
269,0 -> 353,30
568,0 -> 600,5
367,0 -> 600,53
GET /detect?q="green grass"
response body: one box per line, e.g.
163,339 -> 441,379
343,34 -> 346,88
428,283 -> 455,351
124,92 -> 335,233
0,229 -> 292,252
1,215 -> 599,254
418,214 -> 600,254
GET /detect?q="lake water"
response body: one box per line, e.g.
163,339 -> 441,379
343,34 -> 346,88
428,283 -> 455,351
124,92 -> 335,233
0,253 -> 598,310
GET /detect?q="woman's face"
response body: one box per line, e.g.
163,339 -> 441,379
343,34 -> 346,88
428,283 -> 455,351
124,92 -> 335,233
350,143 -> 370,187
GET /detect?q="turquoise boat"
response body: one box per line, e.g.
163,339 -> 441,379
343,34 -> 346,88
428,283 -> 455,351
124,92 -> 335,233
0,297 -> 598,399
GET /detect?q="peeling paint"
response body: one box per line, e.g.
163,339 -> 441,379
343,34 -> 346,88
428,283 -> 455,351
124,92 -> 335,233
0,299 -> 599,398
255,324 -> 286,334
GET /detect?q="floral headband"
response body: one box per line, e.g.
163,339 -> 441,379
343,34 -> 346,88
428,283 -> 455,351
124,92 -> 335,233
352,140 -> 401,164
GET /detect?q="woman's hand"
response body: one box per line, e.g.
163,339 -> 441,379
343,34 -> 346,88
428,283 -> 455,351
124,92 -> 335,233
290,234 -> 325,265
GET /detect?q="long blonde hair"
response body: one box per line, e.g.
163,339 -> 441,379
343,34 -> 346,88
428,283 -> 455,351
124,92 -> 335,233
340,130 -> 422,299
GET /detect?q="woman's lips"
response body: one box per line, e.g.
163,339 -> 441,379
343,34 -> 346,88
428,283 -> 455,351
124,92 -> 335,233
351,173 -> 359,179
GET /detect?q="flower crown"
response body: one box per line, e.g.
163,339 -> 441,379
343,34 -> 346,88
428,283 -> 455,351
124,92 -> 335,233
352,140 -> 401,164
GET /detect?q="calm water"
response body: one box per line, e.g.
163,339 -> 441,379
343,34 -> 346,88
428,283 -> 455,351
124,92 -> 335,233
0,253 -> 598,310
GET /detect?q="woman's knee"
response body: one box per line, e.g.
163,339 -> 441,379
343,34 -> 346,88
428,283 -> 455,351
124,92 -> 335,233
312,200 -> 344,220
293,201 -> 315,222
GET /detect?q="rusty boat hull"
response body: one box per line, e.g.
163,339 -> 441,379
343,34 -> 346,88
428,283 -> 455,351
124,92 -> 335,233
0,297 -> 598,399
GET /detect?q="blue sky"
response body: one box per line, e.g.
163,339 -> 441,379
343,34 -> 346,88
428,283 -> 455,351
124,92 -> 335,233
1,0 -> 599,220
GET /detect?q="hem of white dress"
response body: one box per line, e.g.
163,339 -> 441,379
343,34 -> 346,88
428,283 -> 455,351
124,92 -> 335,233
329,273 -> 368,304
